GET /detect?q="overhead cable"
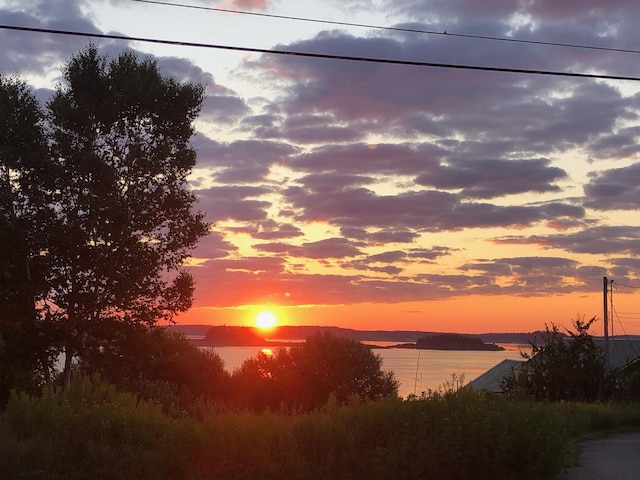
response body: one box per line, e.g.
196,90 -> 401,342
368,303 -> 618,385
611,304 -> 640,357
2,24 -> 640,82
129,0 -> 640,56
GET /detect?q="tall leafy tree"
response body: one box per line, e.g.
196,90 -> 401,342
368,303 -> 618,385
45,46 -> 209,386
0,76 -> 53,403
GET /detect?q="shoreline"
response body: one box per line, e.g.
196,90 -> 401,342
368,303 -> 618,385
192,339 -> 505,352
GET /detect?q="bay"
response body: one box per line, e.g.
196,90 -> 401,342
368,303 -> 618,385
208,343 -> 528,399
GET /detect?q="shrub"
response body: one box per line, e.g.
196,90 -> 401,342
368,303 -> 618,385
1,377 -> 639,480
503,316 -> 613,402
84,325 -> 231,410
231,332 -> 399,412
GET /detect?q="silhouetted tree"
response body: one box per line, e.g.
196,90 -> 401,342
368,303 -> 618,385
84,325 -> 230,409
232,332 -> 399,412
503,316 -> 611,402
44,46 -> 209,387
230,350 -> 285,412
0,75 -> 54,405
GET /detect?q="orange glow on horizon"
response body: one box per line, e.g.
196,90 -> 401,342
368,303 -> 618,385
176,290 -> 636,335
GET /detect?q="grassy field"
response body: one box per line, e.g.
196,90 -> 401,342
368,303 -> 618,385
1,377 -> 639,480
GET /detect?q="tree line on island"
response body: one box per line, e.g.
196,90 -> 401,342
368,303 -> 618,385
196,325 -> 505,350
414,333 -> 504,351
179,324 -> 547,344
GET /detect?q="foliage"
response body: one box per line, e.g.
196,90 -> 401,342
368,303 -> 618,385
231,332 -> 399,412
415,334 -> 503,350
0,75 -> 54,405
1,45 -> 209,393
0,376 -> 176,479
83,326 -> 231,412
203,325 -> 267,345
503,316 -> 612,402
45,45 -> 209,386
612,358 -> 640,401
4,377 -> 639,480
437,372 -> 467,396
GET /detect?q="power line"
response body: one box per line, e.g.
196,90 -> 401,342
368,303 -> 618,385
611,303 -> 639,357
614,281 -> 640,289
129,0 -> 640,56
2,24 -> 640,82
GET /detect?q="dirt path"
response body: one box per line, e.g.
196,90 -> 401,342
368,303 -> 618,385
562,432 -> 640,479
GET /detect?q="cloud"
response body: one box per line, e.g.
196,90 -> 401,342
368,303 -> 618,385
0,5 -> 98,75
284,184 -> 584,232
608,257 -> 640,282
250,112 -> 365,143
587,125 -> 640,161
297,172 -> 376,193
408,246 -> 456,260
5,0 -> 640,317
196,185 -> 272,222
343,0 -> 640,35
340,226 -> 420,244
248,23 -> 634,159
583,162 -> 640,210
190,252 -> 600,307
340,250 -> 409,275
457,256 -> 590,295
191,231 -> 238,259
415,157 -> 567,198
495,226 -> 640,255
243,220 -> 304,240
290,143 -> 442,176
257,237 -> 364,259
192,136 -> 297,182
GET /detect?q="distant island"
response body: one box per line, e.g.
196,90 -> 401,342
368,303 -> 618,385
191,326 -> 296,347
168,324 -> 639,350
201,326 -> 266,346
413,333 -> 505,351
167,324 -> 557,346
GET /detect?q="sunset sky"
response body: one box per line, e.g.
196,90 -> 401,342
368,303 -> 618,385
2,0 -> 640,334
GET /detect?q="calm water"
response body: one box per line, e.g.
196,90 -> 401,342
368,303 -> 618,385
208,343 -> 528,399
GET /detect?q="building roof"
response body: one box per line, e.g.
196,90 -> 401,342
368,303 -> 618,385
469,339 -> 640,395
468,358 -> 523,393
595,339 -> 640,369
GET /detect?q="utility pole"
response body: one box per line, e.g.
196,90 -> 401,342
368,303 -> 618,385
603,276 -> 610,370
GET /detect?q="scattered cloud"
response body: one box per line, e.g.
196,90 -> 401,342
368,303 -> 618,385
3,0 -> 640,320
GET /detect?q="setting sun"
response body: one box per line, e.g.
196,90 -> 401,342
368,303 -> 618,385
256,311 -> 277,330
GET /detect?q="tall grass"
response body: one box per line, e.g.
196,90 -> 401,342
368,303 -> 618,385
1,376 -> 638,479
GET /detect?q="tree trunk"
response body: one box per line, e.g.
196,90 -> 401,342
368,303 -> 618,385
41,354 -> 55,398
63,345 -> 73,389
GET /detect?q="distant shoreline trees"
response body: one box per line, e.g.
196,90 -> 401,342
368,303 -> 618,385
415,333 -> 504,351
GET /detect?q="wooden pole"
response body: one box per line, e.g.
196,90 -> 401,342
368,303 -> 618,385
603,276 -> 610,369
